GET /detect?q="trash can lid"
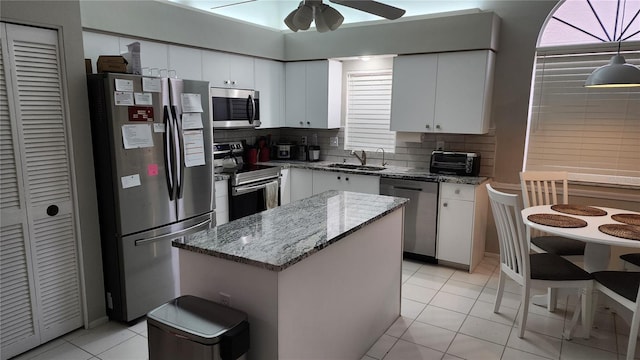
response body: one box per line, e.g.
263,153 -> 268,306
147,295 -> 248,345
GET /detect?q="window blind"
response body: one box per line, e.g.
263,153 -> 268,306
345,70 -> 395,153
524,47 -> 640,186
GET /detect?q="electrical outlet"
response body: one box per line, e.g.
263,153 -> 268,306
329,137 -> 339,147
301,136 -> 307,145
436,140 -> 445,150
219,292 -> 231,306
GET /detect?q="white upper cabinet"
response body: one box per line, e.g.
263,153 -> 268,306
168,45 -> 202,80
390,54 -> 437,132
203,51 -> 255,89
390,50 -> 495,134
255,58 -> 285,128
285,60 -> 341,129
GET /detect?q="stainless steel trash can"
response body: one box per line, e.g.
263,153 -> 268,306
147,295 -> 250,360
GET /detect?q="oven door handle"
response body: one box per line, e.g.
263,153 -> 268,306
233,179 -> 279,196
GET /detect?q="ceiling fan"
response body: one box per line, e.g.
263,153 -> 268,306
284,0 -> 406,33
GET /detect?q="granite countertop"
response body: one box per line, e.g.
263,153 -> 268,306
173,190 -> 408,271
262,160 -> 488,185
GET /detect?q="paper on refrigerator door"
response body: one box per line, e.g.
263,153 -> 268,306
182,113 -> 203,130
142,77 -> 161,92
183,129 -> 205,167
121,124 -> 154,149
180,93 -> 203,113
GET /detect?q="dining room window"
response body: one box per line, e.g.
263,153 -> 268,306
523,0 -> 640,186
344,69 -> 396,153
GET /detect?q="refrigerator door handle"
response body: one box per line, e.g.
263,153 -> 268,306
247,94 -> 255,125
163,105 -> 175,200
171,105 -> 185,199
133,218 -> 211,246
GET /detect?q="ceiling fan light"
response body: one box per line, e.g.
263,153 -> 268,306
293,3 -> 314,30
322,4 -> 344,31
585,55 -> 640,88
314,8 -> 331,33
284,9 -> 299,32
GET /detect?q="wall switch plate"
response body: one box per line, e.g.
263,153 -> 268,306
329,137 -> 339,147
301,136 -> 307,145
436,140 -> 445,150
219,292 -> 231,306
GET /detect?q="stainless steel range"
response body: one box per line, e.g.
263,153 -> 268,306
214,142 -> 280,220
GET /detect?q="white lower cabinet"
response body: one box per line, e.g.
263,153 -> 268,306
280,168 -> 291,205
290,168 -> 313,202
312,171 -> 380,195
436,181 -> 489,272
215,179 -> 229,225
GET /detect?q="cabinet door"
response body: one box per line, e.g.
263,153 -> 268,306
214,180 -> 229,225
202,50 -> 229,88
306,61 -> 330,128
437,198 -> 474,265
228,53 -> 254,89
345,174 -> 380,194
312,170 -> 343,194
390,54 -> 437,132
290,168 -> 313,202
255,59 -> 284,128
280,168 -> 291,205
168,45 -> 202,80
434,51 -> 492,134
285,62 -> 307,127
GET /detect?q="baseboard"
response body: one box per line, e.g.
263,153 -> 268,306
88,316 -> 109,329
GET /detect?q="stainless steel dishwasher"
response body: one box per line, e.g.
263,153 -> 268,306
380,178 -> 438,262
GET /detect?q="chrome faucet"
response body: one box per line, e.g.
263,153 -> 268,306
350,150 -> 366,165
377,148 -> 388,166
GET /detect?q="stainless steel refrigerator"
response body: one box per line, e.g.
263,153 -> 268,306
87,73 -> 214,322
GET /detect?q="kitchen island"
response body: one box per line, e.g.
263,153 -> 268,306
174,190 -> 407,360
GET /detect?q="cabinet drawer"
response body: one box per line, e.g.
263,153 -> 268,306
440,183 -> 474,201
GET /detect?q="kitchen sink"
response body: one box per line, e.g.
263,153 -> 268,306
327,163 -> 386,171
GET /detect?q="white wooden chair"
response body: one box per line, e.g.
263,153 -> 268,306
568,271 -> 640,359
486,184 -> 593,338
520,171 -> 585,311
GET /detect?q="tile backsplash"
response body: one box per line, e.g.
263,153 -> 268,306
214,127 -> 496,177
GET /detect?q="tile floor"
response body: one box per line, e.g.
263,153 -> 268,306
11,256 -> 639,360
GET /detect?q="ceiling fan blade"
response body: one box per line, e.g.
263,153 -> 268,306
329,0 -> 405,20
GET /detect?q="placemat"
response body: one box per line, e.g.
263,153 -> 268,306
551,204 -> 607,216
599,224 -> 640,241
527,213 -> 588,228
612,214 -> 640,226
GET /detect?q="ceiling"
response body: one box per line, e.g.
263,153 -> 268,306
163,0 -> 490,31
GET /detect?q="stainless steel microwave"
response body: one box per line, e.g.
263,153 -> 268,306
210,88 -> 260,129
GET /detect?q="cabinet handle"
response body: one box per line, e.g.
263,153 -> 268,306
345,177 -> 349,181
443,203 -> 448,207
337,176 -> 341,180
224,80 -> 230,84
306,121 -> 310,125
454,189 -> 460,194
299,121 -> 303,125
47,205 -> 59,216
436,124 -> 441,130
231,80 -> 236,85
425,124 -> 430,129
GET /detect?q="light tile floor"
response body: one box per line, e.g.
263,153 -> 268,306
11,256 -> 639,360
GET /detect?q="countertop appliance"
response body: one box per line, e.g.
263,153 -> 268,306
430,151 -> 481,176
276,144 -> 293,160
210,87 -> 260,129
308,145 -> 321,161
214,142 -> 281,220
87,73 -> 214,322
380,178 -> 438,262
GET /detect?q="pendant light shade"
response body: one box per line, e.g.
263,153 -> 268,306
585,54 -> 640,88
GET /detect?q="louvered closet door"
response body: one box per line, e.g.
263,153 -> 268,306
0,24 -> 41,360
1,23 -> 82,358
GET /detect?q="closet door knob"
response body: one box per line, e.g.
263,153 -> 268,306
47,205 -> 59,216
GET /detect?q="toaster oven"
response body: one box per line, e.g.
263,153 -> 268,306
429,151 -> 481,176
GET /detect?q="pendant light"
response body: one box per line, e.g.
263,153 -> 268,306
584,0 -> 640,88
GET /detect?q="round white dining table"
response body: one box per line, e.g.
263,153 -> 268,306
521,205 -> 640,272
